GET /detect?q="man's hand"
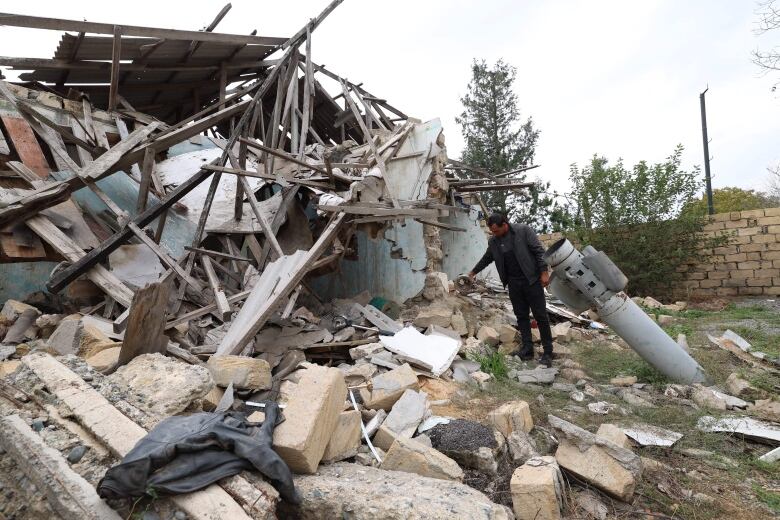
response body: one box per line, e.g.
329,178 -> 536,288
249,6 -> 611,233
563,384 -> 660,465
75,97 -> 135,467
540,270 -> 550,288
468,271 -> 476,281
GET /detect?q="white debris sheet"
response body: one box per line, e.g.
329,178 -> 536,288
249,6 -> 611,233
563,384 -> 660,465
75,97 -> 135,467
108,245 -> 166,287
697,416 -> 780,444
620,424 -> 683,447
379,326 -> 460,377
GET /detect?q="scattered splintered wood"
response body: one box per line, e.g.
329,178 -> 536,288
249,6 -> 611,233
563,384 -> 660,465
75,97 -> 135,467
116,281 -> 170,368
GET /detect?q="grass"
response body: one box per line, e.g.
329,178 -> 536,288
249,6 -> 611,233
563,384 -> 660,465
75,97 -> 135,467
471,351 -> 508,380
575,342 -> 668,386
728,324 -> 780,358
753,484 -> 780,514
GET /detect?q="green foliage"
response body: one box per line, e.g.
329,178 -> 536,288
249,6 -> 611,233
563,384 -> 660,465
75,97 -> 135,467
566,146 -> 729,297
684,187 -> 775,215
470,351 -> 508,380
577,343 -> 667,385
753,484 -> 780,513
456,59 -> 564,231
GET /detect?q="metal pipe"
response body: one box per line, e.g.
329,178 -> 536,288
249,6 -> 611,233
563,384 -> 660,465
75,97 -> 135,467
544,239 -> 708,384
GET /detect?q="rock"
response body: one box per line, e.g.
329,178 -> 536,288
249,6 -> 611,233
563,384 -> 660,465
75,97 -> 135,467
364,409 -> 387,437
749,399 -> 780,422
273,365 -> 347,474
349,342 -> 385,361
0,300 -> 39,322
450,313 -> 468,336
551,322 -> 571,342
498,343 -> 516,356
510,456 -> 563,520
498,324 -> 518,344
588,402 -> 617,415
207,355 -> 271,390
333,326 -> 355,343
381,436 -> 464,481
692,385 -> 733,411
0,360 -> 21,378
514,367 -> 558,384
247,411 -> 265,423
657,314 -> 676,326
596,424 -> 633,449
552,382 -> 577,393
34,314 -> 63,338
677,334 -> 689,351
693,492 -> 715,505
287,462 -> 511,519
46,318 -> 82,355
573,489 -> 608,520
322,410 -> 362,463
383,389 -> 428,438
726,373 -> 762,400
549,415 -> 641,501
508,430 -> 539,464
371,424 -> 399,451
413,305 -> 453,328
428,419 -> 503,475
78,324 -> 114,357
610,376 -> 637,387
570,391 -> 585,402
362,363 -> 419,411
643,297 -> 663,308
425,325 -> 460,342
487,400 -> 534,437
201,385 -> 225,412
476,326 -> 500,347
620,390 -> 655,408
85,347 -> 121,373
108,353 -> 214,418
470,370 -> 492,389
66,445 -> 88,464
561,368 -> 590,382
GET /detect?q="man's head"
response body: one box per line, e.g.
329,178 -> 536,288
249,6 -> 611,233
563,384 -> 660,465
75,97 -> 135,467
487,212 -> 510,237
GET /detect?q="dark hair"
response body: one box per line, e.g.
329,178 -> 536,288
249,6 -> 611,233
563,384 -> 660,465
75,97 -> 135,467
486,212 -> 507,227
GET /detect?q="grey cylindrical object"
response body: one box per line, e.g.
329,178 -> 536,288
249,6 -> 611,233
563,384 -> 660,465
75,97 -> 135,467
544,239 -> 708,384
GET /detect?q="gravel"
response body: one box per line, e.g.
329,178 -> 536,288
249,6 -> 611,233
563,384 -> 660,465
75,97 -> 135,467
428,419 -> 497,452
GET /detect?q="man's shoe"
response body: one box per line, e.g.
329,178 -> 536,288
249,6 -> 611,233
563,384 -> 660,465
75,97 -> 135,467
539,353 -> 553,367
517,346 -> 534,361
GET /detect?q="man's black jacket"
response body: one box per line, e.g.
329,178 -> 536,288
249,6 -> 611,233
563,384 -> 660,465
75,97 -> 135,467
472,223 -> 548,286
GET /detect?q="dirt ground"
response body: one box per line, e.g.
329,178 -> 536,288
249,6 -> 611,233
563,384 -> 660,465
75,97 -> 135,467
431,297 -> 780,519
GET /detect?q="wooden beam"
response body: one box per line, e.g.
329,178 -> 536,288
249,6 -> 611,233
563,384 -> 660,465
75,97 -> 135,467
201,255 -> 231,321
185,245 -> 252,263
1,56 -> 279,73
116,281 -> 170,368
165,289 -> 251,330
108,26 -> 121,112
137,147 -> 155,213
239,138 -> 326,174
0,13 -> 286,46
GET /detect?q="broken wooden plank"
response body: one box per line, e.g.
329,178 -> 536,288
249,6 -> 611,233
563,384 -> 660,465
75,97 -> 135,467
21,353 -> 253,520
185,245 -> 252,263
201,255 -> 231,321
81,122 -> 160,180
165,289 -> 251,330
0,114 -> 50,177
116,281 -> 170,368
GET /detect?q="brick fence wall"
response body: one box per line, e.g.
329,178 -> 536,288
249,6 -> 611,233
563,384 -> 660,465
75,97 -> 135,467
538,207 -> 780,299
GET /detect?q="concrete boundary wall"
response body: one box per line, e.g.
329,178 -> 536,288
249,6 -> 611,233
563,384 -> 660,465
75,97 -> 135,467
537,207 -> 780,299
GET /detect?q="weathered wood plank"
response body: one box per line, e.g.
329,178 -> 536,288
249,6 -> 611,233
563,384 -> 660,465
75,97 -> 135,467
116,281 -> 169,367
201,255 -> 231,321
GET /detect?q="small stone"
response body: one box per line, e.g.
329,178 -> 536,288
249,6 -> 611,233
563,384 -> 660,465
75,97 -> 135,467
487,400 -> 533,437
31,419 -> 45,432
596,424 -> 632,449
247,411 -> 266,423
207,355 -> 271,390
508,430 -> 539,464
476,326 -> 500,347
85,346 -> 120,373
413,304 -> 453,328
349,342 -> 385,360
570,391 -> 585,402
515,367 -> 558,384
725,373 -> 762,400
510,456 -> 563,520
643,297 -> 663,308
560,368 -> 589,382
67,445 -> 88,464
362,363 -> 419,411
322,410 -> 363,463
658,314 -> 676,326
498,324 -> 518,344
551,321 -> 571,342
381,436 -> 464,481
470,370 -> 493,389
610,376 -> 637,387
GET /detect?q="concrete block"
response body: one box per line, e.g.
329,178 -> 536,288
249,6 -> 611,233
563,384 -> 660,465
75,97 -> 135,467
363,363 -> 419,411
510,456 -> 563,520
273,365 -> 347,474
207,355 -> 271,390
487,400 -> 534,437
413,304 -> 453,328
322,410 -> 362,463
381,436 -> 464,482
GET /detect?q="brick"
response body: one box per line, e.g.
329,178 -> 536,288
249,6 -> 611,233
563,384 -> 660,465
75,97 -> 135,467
767,242 -> 780,251
725,253 -> 747,262
713,246 -> 737,255
755,269 -> 780,278
739,287 -> 764,296
711,212 -> 730,221
682,280 -> 700,289
768,225 -> 780,234
487,401 -> 534,437
510,457 -> 563,520
716,287 -> 739,296
703,221 -> 725,231
733,235 -> 752,245
207,356 -> 271,390
762,251 -> 780,261
765,207 -> 780,217
707,271 -> 729,280
740,243 -> 767,253
738,261 -> 761,270
699,279 -> 722,288
686,272 -> 706,280
765,286 -> 780,295
723,278 -> 746,287
742,209 -> 766,218
747,278 -> 773,287
775,260 -> 780,268
757,215 -> 780,225
725,219 -> 748,229
729,212 -> 742,221
746,252 -> 762,261
714,262 -> 737,271
737,227 -> 762,236
273,365 -> 347,474
751,233 -> 778,243
730,270 -> 754,279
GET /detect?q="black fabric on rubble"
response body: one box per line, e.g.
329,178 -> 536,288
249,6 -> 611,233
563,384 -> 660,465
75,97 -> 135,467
97,402 -> 300,504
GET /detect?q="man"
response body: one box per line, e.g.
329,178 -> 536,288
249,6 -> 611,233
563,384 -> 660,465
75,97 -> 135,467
469,212 -> 555,367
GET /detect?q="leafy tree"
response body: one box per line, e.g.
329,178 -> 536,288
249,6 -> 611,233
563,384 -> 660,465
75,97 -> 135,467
684,187 -> 776,215
456,59 -> 562,230
754,0 -> 780,89
566,145 -> 728,297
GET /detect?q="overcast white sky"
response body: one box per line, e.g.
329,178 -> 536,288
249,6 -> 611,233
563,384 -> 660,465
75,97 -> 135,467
2,0 -> 779,198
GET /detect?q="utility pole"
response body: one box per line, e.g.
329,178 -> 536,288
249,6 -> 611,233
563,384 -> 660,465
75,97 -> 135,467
699,88 -> 714,215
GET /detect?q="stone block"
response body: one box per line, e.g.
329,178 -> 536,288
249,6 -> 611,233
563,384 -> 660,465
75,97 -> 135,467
508,430 -> 540,464
348,342 -> 385,360
498,324 -> 518,344
201,386 -> 225,412
413,304 -> 453,328
477,325 -> 500,347
657,315 -> 676,326
363,363 -> 419,411
46,318 -> 82,355
85,346 -> 121,373
487,400 -> 533,437
273,365 -> 347,474
372,424 -> 399,451
510,456 -> 563,520
549,415 -> 641,501
551,321 -> 572,341
450,313 -> 468,336
596,424 -> 632,449
0,300 -> 39,322
207,355 -> 271,390
383,389 -> 428,437
0,360 -> 21,377
381,436 -> 464,482
610,376 -> 637,387
322,410 -> 362,463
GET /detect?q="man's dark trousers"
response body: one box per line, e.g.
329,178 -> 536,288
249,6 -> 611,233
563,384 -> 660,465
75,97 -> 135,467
508,277 -> 554,356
